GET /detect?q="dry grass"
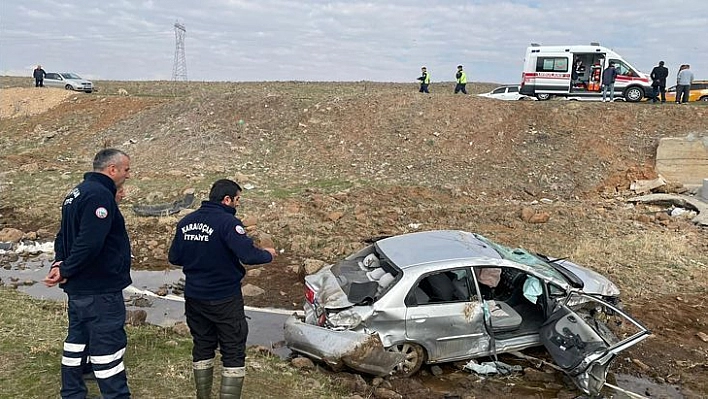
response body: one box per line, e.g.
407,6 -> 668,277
0,288 -> 346,399
568,231 -> 708,298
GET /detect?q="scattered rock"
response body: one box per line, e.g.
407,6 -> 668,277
373,387 -> 402,399
332,373 -> 368,394
125,309 -> 147,327
36,228 -> 52,238
131,297 -> 151,307
23,231 -> 38,240
247,268 -> 263,277
241,215 -> 258,227
327,211 -> 344,222
172,321 -> 190,336
291,356 -> 316,370
631,358 -> 651,371
254,232 -> 274,248
23,280 -> 36,286
520,207 -> 551,223
696,332 -> 708,343
430,365 -> 443,376
299,258 -> 326,277
241,283 -> 265,297
522,367 -> 558,383
155,285 -> 168,296
0,228 -> 24,243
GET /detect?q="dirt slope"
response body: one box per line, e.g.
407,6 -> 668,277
1,78 -> 707,397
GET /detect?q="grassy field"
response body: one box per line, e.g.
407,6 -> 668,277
0,288 -> 345,399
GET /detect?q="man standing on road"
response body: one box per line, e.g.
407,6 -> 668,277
417,66 -> 430,93
168,179 -> 277,399
601,62 -> 618,102
44,148 -> 132,399
650,61 -> 669,103
33,65 -> 46,87
676,64 -> 694,104
454,65 -> 468,94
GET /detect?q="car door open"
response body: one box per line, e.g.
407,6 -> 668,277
539,291 -> 650,396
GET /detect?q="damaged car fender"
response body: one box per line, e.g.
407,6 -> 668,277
283,314 -> 403,376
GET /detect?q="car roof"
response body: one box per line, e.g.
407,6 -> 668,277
375,230 -> 501,269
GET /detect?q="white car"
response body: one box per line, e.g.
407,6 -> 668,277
43,72 -> 93,93
478,85 -> 535,101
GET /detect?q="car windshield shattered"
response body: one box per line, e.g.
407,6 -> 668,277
474,234 -> 568,283
284,230 -> 650,397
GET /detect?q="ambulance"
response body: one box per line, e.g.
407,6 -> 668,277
519,43 -> 652,102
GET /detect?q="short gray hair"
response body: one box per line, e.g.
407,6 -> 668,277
93,148 -> 129,171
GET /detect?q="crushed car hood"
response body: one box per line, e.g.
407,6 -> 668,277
554,259 -> 620,298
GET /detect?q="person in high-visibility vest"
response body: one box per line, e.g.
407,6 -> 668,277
454,65 -> 467,94
417,66 -> 430,93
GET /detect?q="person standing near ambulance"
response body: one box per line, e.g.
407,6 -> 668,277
44,148 -> 133,399
168,179 -> 277,399
650,61 -> 669,103
601,62 -> 619,102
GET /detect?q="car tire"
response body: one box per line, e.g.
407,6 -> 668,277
536,93 -> 551,101
387,342 -> 426,377
700,96 -> 708,102
64,84 -> 74,91
623,86 -> 644,102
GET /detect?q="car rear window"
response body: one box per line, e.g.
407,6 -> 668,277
330,251 -> 400,304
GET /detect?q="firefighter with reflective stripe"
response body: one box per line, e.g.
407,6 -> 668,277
455,65 -> 468,94
168,179 -> 277,399
417,66 -> 430,93
44,148 -> 132,399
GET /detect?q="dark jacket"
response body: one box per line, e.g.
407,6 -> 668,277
602,66 -> 618,85
33,68 -> 46,79
54,172 -> 132,295
168,201 -> 273,301
650,65 -> 669,87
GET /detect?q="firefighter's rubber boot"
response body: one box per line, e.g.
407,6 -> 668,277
193,358 -> 215,399
219,366 -> 245,399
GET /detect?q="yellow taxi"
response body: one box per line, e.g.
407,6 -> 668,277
664,80 -> 708,102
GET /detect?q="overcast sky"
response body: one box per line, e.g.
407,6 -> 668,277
1,0 -> 706,84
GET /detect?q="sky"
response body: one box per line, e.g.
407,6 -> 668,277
1,0 -> 706,84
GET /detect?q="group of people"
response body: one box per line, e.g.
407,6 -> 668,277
600,60 -> 694,103
416,65 -> 468,94
647,61 -> 694,104
44,148 -> 276,398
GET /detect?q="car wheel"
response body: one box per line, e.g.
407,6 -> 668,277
64,84 -> 74,90
387,343 -> 426,377
536,93 -> 551,101
623,86 -> 644,102
700,96 -> 708,102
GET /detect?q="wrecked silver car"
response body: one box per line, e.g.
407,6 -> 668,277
284,230 -> 650,396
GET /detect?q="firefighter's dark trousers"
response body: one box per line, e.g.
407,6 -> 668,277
185,295 -> 249,367
61,292 -> 130,399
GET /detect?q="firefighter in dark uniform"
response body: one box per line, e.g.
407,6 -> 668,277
168,179 -> 277,399
44,148 -> 132,399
